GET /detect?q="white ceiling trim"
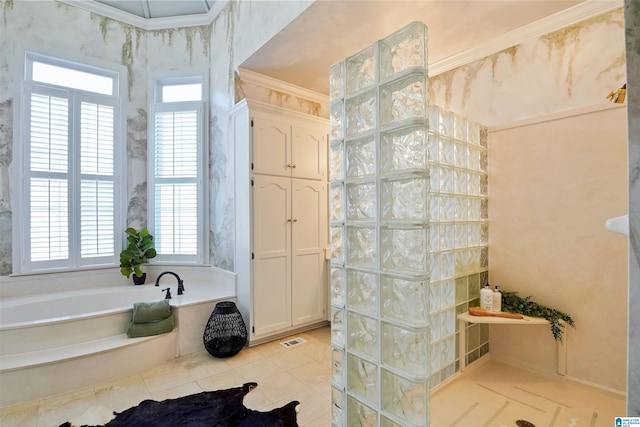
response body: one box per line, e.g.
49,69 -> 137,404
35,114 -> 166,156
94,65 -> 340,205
238,68 -> 328,106
57,0 -> 229,30
429,0 -> 623,76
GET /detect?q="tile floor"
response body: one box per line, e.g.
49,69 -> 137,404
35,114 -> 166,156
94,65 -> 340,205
0,326 -> 626,427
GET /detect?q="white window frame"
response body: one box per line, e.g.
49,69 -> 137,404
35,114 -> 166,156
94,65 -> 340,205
148,73 -> 208,264
14,51 -> 125,274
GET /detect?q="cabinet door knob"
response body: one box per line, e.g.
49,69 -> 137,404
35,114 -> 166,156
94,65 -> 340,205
287,219 -> 293,222
287,164 -> 293,168
293,219 -> 298,223
291,164 -> 296,168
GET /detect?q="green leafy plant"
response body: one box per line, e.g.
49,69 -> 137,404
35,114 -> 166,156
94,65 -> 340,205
501,290 -> 575,342
119,227 -> 157,279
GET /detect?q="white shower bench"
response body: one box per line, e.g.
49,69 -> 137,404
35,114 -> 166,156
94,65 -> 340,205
457,311 -> 567,375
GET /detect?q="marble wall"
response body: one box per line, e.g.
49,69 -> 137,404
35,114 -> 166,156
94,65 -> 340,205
0,0 -> 313,277
624,0 -> 639,416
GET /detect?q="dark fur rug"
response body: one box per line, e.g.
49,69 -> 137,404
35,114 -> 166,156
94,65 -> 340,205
59,383 -> 299,427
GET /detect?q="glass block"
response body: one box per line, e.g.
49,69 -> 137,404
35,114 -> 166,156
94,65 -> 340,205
441,363 -> 455,382
438,136 -> 454,165
379,21 -> 427,79
332,347 -> 346,386
440,308 -> 455,337
468,273 -> 480,299
455,276 -> 468,304
427,133 -> 438,165
382,322 -> 429,377
454,115 -> 467,141
430,370 -> 441,390
346,182 -> 376,222
429,340 -> 441,374
330,141 -> 344,182
468,172 -> 480,196
346,90 -> 376,137
454,197 -> 468,222
347,312 -> 379,360
480,323 -> 490,344
428,195 -> 439,222
346,136 -> 376,179
331,307 -> 345,347
442,278 -> 454,309
380,274 -> 429,326
331,226 -> 343,263
454,142 -> 468,168
429,312 -> 441,343
429,164 -> 439,193
429,253 -> 440,281
380,71 -> 427,128
454,170 -> 468,195
381,177 -> 428,223
439,195 -> 455,222
439,223 -> 454,251
480,271 -> 488,287
380,125 -> 428,175
347,269 -> 378,315
480,222 -> 489,244
332,387 -> 345,426
481,198 -> 488,219
468,198 -> 481,221
329,62 -> 344,102
439,166 -> 454,194
428,281 -> 441,312
381,227 -> 428,275
331,266 -> 345,307
346,45 -> 376,96
347,395 -> 378,427
480,247 -> 488,268
455,223 -> 468,248
438,109 -> 454,137
455,249 -> 471,275
468,223 -> 481,247
381,368 -> 429,426
467,323 -> 480,350
346,226 -> 377,268
330,184 -> 344,223
347,353 -> 379,404
480,148 -> 488,171
382,415 -> 404,427
468,146 -> 480,170
467,121 -> 480,145
480,127 -> 488,148
440,251 -> 454,279
330,102 -> 343,141
428,105 -> 439,134
480,174 -> 488,195
429,224 -> 439,252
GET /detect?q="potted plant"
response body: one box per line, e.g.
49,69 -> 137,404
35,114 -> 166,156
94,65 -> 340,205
119,227 -> 157,285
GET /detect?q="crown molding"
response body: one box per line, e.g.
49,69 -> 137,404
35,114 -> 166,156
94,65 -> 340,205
57,0 -> 228,30
238,68 -> 329,105
430,0 -> 623,76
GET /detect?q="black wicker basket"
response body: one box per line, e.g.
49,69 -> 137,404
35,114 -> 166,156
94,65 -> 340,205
203,301 -> 247,358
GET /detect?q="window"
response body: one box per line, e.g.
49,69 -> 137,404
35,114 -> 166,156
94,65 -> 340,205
149,76 -> 206,263
19,52 -> 123,272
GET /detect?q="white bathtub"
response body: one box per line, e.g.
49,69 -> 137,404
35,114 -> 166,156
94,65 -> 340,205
0,271 -> 237,407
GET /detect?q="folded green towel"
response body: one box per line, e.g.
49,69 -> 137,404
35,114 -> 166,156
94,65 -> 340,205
132,300 -> 171,323
127,315 -> 175,338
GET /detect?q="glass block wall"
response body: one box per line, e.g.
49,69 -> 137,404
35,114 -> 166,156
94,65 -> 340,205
328,22 -> 488,426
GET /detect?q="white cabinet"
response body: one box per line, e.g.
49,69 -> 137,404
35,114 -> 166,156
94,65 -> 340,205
252,113 -> 327,180
233,99 -> 329,345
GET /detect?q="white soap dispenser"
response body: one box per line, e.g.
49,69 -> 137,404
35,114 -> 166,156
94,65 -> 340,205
480,283 -> 493,312
493,285 -> 502,313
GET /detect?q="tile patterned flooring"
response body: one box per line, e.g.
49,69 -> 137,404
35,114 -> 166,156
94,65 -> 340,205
0,326 -> 626,426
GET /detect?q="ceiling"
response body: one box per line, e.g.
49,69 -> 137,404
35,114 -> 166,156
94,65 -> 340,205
78,0 -> 612,95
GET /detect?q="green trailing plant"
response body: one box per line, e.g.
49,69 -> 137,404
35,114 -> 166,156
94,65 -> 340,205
119,227 -> 157,279
501,290 -> 575,342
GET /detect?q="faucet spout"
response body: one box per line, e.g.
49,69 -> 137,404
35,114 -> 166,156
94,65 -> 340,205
155,271 -> 185,295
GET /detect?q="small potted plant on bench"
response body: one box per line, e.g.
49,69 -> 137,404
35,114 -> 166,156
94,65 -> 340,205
119,227 -> 157,285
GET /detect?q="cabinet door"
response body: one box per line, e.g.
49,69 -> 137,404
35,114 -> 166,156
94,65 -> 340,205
252,175 -> 292,337
291,179 -> 327,326
252,116 -> 291,177
291,125 -> 327,180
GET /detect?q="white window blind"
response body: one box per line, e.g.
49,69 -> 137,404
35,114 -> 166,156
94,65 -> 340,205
21,54 -> 121,273
151,104 -> 202,260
